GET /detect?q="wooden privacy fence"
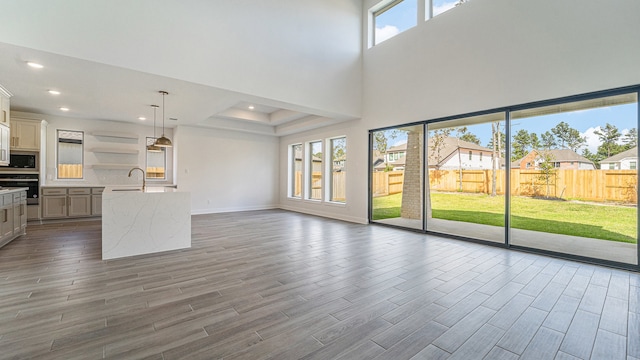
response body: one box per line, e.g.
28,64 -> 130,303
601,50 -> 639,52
373,169 -> 638,203
58,164 -> 83,179
293,171 -> 346,201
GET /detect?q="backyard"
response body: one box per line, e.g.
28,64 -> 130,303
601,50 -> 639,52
372,192 -> 637,244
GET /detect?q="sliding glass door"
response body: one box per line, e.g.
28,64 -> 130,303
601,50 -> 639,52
509,93 -> 638,265
426,113 -> 506,243
371,125 -> 424,229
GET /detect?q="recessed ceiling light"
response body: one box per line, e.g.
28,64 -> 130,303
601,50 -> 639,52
248,105 -> 255,110
48,90 -> 61,95
27,62 -> 44,69
59,107 -> 69,112
138,116 -> 146,121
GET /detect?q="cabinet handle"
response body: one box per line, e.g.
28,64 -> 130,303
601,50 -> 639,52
3,209 -> 6,223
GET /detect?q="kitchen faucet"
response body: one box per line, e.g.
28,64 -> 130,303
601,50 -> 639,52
128,167 -> 146,191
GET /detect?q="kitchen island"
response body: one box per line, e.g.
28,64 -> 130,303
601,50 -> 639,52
101,186 -> 191,260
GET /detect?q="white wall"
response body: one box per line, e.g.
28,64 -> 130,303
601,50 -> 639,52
362,0 -> 640,129
279,119 -> 368,224
175,126 -> 279,214
280,0 -> 640,224
15,111 -> 175,186
0,0 -> 362,118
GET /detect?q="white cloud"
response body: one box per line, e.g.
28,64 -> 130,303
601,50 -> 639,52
433,1 -> 458,17
581,126 -> 602,153
375,25 -> 400,44
581,126 -> 632,153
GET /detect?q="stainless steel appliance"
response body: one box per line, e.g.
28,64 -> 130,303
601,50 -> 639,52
0,174 -> 39,204
7,151 -> 38,171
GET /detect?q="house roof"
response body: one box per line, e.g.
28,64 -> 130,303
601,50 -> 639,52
427,136 -> 492,166
512,148 -> 595,167
600,147 -> 638,163
387,143 -> 407,152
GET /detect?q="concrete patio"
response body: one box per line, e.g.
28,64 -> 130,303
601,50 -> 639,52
376,217 -> 638,265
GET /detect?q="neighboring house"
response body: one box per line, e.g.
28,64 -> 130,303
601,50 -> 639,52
373,143 -> 407,171
600,147 -> 638,170
512,149 -> 596,170
374,136 -> 497,171
428,136 -> 496,170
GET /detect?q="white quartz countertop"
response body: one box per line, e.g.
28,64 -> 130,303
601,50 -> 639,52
103,186 -> 182,193
0,187 -> 29,194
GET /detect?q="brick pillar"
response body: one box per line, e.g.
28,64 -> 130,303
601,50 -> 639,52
401,130 -> 423,219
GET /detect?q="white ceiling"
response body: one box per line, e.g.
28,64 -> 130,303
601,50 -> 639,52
0,42 -> 356,136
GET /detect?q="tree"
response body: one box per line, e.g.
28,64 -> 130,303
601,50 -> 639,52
486,129 -> 506,158
530,133 -> 541,150
373,130 -> 398,171
536,150 -> 557,198
551,122 -> 571,148
594,123 -> 622,158
582,148 -> 603,168
429,128 -> 452,169
373,132 -> 389,169
490,122 -> 504,196
459,133 -> 480,145
551,121 -> 586,152
511,129 -> 532,161
623,128 -> 637,149
565,128 -> 586,152
541,131 -> 557,150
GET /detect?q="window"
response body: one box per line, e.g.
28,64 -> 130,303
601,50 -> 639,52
468,151 -> 472,160
372,0 -> 417,46
146,137 -> 166,180
370,87 -> 638,267
430,0 -> 467,19
329,137 -> 346,203
308,141 -> 322,200
290,144 -> 302,198
57,130 -> 83,179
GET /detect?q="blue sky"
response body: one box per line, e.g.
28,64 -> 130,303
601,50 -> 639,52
375,0 -> 460,43
384,103 -> 637,154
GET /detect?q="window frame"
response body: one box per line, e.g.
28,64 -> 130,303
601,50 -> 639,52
56,129 -> 84,180
306,140 -> 323,201
371,0 -> 417,47
145,137 -> 167,181
327,136 -> 347,204
289,143 -> 303,199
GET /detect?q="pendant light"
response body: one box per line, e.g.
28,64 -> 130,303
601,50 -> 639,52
154,90 -> 173,147
147,105 -> 161,152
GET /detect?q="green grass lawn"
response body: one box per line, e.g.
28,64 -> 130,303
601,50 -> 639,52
372,192 -> 637,243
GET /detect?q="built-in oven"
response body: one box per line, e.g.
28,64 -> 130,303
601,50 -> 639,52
0,174 -> 39,204
7,152 -> 39,171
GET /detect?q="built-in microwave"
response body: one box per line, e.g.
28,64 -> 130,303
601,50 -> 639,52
6,151 -> 38,171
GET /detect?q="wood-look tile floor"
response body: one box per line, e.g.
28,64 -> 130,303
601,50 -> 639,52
0,210 -> 638,360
